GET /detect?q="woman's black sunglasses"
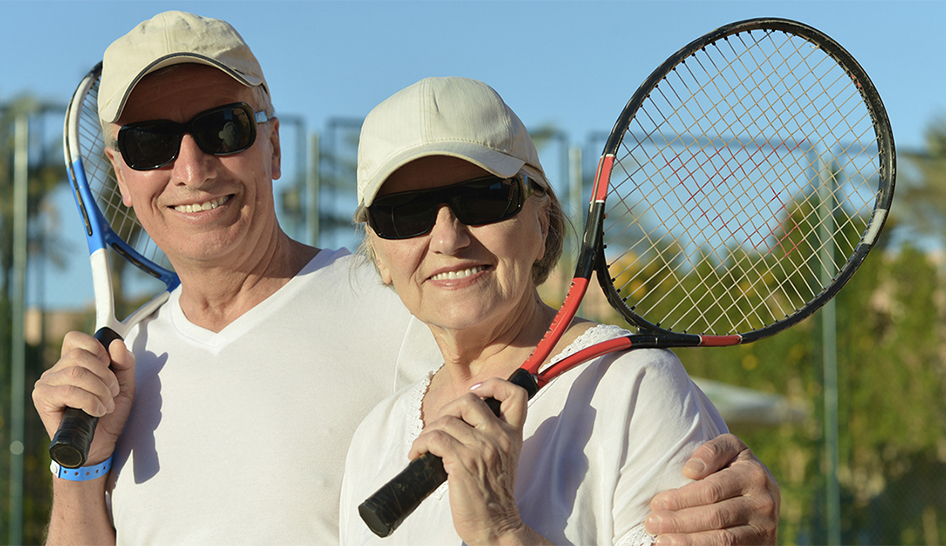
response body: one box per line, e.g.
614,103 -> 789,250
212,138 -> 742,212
367,174 -> 535,240
116,102 -> 269,171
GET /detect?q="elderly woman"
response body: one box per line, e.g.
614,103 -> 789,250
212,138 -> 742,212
339,77 -> 731,546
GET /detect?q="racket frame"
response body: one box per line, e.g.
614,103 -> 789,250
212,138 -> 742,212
50,62 -> 179,468
593,17 -> 896,346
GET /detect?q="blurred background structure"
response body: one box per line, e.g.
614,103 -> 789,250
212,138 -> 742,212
2,2 -> 946,544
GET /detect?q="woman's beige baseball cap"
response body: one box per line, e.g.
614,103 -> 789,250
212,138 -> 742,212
355,77 -> 549,221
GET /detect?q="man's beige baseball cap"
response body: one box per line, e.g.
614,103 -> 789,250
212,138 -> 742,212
355,77 -> 548,221
99,10 -> 268,124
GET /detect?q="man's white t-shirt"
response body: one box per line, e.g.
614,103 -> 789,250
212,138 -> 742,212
108,249 -> 441,544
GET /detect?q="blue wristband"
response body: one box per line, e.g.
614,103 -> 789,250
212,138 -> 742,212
50,456 -> 113,481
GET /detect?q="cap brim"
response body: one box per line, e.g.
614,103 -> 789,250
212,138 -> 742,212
360,142 -> 527,210
101,53 -> 265,123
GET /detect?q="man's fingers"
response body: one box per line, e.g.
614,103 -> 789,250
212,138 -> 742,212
647,523 -> 773,546
651,471 -> 741,511
32,336 -> 126,438
648,435 -> 780,545
647,483 -> 779,545
32,375 -> 113,420
683,433 -> 746,480
649,528 -> 743,546
61,330 -> 109,360
107,339 -> 136,395
646,498 -> 743,535
646,506 -> 773,545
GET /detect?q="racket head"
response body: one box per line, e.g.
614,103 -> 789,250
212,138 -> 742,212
52,63 -> 181,468
63,62 -> 179,330
594,18 -> 895,343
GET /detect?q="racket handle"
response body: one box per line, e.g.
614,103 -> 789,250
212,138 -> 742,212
48,327 -> 123,469
358,368 -> 538,537
358,451 -> 447,537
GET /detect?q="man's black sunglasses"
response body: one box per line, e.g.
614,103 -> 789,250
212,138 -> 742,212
366,174 -> 536,240
117,102 -> 269,171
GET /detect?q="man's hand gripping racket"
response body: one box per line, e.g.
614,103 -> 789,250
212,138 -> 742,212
48,63 -> 179,469
358,17 -> 896,536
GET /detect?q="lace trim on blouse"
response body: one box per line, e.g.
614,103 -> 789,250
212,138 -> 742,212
616,522 -> 657,546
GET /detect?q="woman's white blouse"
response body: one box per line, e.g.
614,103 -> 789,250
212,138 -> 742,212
340,324 -> 728,546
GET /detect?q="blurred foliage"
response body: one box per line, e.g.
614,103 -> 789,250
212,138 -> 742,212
1,97 -> 67,544
587,238 -> 946,544
898,118 -> 946,241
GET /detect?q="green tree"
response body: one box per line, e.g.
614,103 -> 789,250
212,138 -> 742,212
572,172 -> 946,543
1,95 -> 69,545
838,245 -> 946,544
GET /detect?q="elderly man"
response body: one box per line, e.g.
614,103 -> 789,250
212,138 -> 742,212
32,10 -> 778,545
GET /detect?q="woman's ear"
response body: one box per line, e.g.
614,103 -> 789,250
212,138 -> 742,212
535,195 -> 551,261
267,117 -> 282,181
370,235 -> 394,286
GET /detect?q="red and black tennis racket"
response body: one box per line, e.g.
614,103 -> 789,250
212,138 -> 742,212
359,17 -> 895,536
49,62 -> 179,469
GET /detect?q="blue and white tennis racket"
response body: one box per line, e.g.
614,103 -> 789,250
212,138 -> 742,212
49,62 -> 180,468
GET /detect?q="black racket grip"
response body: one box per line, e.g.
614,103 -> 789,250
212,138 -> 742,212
358,451 -> 448,537
48,327 -> 123,469
358,368 -> 538,537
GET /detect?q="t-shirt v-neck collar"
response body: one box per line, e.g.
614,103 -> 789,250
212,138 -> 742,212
167,248 -> 348,350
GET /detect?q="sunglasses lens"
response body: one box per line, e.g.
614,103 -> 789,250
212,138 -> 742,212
451,178 -> 520,225
118,122 -> 182,170
368,176 -> 525,240
368,193 -> 439,239
117,104 -> 258,171
192,105 -> 256,155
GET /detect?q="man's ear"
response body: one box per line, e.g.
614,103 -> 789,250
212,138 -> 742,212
104,146 -> 134,207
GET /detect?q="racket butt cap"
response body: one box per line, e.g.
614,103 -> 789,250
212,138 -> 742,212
49,443 -> 86,470
358,498 -> 400,538
358,452 -> 448,537
49,407 -> 99,468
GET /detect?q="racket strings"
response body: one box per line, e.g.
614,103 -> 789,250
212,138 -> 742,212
603,29 -> 880,336
611,134 -> 820,331
75,81 -> 173,273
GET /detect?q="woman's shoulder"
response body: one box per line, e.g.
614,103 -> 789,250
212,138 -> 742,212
553,323 -> 685,372
541,323 -> 701,410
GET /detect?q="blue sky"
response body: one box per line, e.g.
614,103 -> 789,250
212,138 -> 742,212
3,0 -> 944,309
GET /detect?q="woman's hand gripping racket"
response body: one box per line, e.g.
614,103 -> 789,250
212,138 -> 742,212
49,63 -> 179,469
359,17 -> 895,537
